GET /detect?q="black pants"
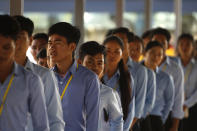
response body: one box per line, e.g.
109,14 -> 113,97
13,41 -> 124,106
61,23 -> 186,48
164,111 -> 172,131
149,115 -> 164,131
140,115 -> 152,131
132,119 -> 141,131
179,104 -> 197,131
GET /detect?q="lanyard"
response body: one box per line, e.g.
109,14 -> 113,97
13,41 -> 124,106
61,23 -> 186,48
61,64 -> 78,100
0,74 -> 15,116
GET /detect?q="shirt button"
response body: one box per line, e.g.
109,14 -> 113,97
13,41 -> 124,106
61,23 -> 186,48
59,81 -> 63,85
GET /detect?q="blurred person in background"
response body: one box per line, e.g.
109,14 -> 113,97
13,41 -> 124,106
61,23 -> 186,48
151,27 -> 184,131
173,33 -> 197,131
31,33 -> 48,62
37,48 -> 48,68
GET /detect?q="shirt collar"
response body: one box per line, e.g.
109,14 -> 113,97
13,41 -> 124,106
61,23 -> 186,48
24,58 -> 33,71
155,66 -> 159,73
127,57 -> 134,68
190,58 -> 196,64
164,56 -> 170,65
12,62 -> 21,76
52,60 -> 78,75
103,69 -> 120,82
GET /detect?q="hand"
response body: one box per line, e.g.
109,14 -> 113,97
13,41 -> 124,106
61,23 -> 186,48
183,105 -> 188,111
169,127 -> 178,131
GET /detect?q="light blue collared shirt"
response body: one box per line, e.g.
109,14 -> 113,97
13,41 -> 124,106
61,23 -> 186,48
103,70 -> 135,131
150,68 -> 175,123
140,62 -> 156,118
99,83 -> 123,131
159,56 -> 185,119
0,63 -> 49,131
53,61 -> 100,131
25,59 -> 64,131
172,57 -> 197,108
127,57 -> 147,118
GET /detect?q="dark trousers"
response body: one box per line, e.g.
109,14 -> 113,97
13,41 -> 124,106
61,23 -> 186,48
149,115 -> 165,131
164,112 -> 172,131
179,104 -> 197,131
140,115 -> 152,131
132,119 -> 141,131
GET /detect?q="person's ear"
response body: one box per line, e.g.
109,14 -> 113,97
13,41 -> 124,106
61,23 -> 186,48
29,36 -> 33,46
69,42 -> 76,52
77,59 -> 82,64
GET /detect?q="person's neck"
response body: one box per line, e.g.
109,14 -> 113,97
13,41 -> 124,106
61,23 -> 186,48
105,64 -> 118,79
159,55 -> 167,66
181,55 -> 192,67
144,61 -> 156,71
15,54 -> 27,67
123,55 -> 129,64
0,61 -> 14,83
56,57 -> 74,76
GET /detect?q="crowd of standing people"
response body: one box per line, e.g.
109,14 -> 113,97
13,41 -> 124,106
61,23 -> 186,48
0,14 -> 197,131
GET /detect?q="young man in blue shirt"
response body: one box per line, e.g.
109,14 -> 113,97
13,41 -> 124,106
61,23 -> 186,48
128,35 -> 156,131
31,33 -> 48,62
48,22 -> 100,131
151,27 -> 184,131
14,15 -> 65,131
143,41 -> 174,131
173,33 -> 197,131
78,41 -> 123,131
0,14 -> 49,131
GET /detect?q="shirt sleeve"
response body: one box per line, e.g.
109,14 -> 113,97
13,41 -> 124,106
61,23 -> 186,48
143,70 -> 156,117
162,75 -> 175,123
108,90 -> 123,131
171,65 -> 185,119
134,67 -> 147,118
85,75 -> 100,131
184,80 -> 197,108
43,71 -> 65,131
29,74 -> 49,131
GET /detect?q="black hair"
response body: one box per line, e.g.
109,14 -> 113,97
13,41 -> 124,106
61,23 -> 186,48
112,27 -> 130,43
13,15 -> 34,37
145,40 -> 164,52
0,14 -> 20,41
177,33 -> 194,45
130,35 -> 144,50
151,27 -> 171,42
33,33 -> 48,42
141,29 -> 153,39
79,41 -> 105,61
36,48 -> 47,59
128,32 -> 135,43
103,36 -> 124,50
48,22 -> 80,46
105,29 -> 114,37
103,35 -> 132,121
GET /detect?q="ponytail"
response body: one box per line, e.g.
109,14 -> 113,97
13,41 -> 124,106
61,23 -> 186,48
118,59 -> 132,120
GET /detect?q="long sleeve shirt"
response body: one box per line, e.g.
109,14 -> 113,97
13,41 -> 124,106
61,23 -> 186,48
127,57 -> 147,118
150,68 -> 174,123
53,61 -> 100,131
159,56 -> 185,119
141,62 -> 156,118
0,63 -> 49,131
99,83 -> 123,131
103,70 -> 135,131
25,59 -> 64,131
172,57 -> 197,108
